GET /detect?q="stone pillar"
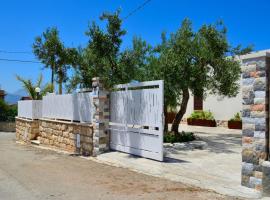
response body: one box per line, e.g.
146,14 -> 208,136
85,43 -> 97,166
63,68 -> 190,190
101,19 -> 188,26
92,77 -> 110,156
262,161 -> 270,196
241,52 -> 270,191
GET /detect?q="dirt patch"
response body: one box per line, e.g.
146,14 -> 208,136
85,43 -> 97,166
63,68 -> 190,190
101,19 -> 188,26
0,132 -> 242,200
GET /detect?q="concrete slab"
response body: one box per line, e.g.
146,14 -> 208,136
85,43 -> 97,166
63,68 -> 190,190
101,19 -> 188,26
96,125 -> 261,199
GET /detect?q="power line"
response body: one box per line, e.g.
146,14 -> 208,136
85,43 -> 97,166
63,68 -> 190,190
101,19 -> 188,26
0,50 -> 32,54
0,58 -> 41,64
123,0 -> 152,20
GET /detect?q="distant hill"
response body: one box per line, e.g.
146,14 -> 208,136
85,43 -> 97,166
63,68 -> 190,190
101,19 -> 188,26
5,94 -> 21,104
5,89 -> 27,105
13,89 -> 27,97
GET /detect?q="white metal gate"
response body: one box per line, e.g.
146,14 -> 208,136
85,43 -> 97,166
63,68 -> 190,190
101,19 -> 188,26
109,80 -> 164,161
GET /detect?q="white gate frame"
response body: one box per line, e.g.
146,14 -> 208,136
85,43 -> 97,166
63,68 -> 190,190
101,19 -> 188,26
109,80 -> 164,161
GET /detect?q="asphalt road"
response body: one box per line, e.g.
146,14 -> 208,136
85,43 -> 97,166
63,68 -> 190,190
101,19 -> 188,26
0,132 -> 238,200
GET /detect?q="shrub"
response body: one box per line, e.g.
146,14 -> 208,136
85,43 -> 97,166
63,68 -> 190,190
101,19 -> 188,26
164,131 -> 195,143
188,110 -> 215,120
0,100 -> 17,122
229,112 -> 242,122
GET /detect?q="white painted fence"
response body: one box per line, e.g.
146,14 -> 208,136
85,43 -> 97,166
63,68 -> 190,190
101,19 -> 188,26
42,92 -> 94,122
18,100 -> 42,119
110,80 -> 164,161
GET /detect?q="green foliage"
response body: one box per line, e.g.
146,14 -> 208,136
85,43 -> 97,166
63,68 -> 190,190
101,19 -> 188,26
16,74 -> 53,100
232,44 -> 254,56
0,100 -> 17,122
33,27 -> 61,90
68,10 -> 154,91
149,19 -> 244,108
83,9 -> 127,88
40,11 -> 251,134
229,112 -> 242,122
188,110 -> 215,120
143,18 -> 252,133
164,131 -> 195,143
33,27 -> 79,94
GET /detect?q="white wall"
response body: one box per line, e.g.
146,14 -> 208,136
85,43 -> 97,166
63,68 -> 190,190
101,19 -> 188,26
183,80 -> 242,120
203,91 -> 242,121
42,92 -> 94,122
18,100 -> 43,119
183,93 -> 194,119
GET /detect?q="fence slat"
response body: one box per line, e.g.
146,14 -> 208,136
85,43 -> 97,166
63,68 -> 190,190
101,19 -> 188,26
18,100 -> 42,119
42,92 -> 93,122
110,80 -> 164,161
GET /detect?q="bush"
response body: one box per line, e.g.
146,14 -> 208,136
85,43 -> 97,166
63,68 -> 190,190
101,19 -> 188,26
188,110 -> 215,120
229,112 -> 242,122
0,100 -> 17,122
164,131 -> 195,143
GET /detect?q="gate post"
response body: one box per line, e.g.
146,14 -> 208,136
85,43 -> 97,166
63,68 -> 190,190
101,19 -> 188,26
241,51 -> 270,193
92,77 -> 110,156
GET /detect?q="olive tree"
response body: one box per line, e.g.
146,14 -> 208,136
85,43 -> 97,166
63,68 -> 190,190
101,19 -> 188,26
68,10 -> 153,90
148,19 -> 250,133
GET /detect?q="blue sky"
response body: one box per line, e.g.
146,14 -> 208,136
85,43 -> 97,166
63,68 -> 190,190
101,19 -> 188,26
0,0 -> 269,93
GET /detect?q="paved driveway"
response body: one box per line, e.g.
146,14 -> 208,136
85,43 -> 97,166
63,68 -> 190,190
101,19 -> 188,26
0,132 -> 238,200
96,125 -> 260,199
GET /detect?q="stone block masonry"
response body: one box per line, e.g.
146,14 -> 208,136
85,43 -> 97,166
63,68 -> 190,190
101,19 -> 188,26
241,52 -> 270,192
262,161 -> 270,196
92,77 -> 110,156
16,117 -> 39,143
15,77 -> 109,157
38,119 -> 93,155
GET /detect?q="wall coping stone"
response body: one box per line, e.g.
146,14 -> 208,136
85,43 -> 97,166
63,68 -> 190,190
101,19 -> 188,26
39,118 -> 93,127
240,50 -> 270,60
16,117 -> 37,122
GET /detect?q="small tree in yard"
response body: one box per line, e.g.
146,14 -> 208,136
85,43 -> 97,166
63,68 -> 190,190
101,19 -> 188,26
84,10 -> 128,88
16,74 -> 53,100
33,27 -> 78,94
68,10 -> 153,90
65,10 -> 250,135
33,28 -> 61,91
149,19 -> 251,134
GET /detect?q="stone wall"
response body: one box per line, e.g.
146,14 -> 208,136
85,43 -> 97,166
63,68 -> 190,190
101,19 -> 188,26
0,122 -> 15,132
263,161 -> 270,196
16,117 -> 39,143
241,54 -> 269,191
38,119 -> 93,155
15,77 -> 109,157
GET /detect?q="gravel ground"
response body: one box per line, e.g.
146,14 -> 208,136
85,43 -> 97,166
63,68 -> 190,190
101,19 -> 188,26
0,132 -> 242,200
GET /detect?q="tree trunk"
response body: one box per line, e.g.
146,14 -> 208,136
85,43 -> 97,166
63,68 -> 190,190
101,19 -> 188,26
171,88 -> 190,134
59,82 -> 62,94
58,66 -> 63,95
51,66 -> 55,92
59,75 -> 63,95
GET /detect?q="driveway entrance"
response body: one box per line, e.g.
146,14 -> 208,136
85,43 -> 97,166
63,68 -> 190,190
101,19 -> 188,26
97,125 -> 260,199
0,132 -> 239,200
